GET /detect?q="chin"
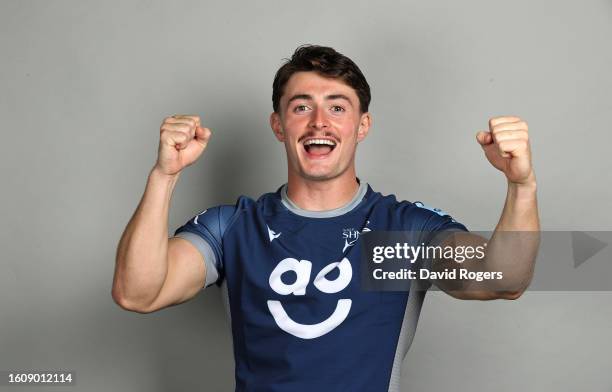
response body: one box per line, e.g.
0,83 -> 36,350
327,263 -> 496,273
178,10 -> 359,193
299,165 -> 346,181
302,173 -> 337,181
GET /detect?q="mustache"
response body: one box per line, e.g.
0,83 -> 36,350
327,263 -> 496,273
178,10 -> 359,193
297,131 -> 340,143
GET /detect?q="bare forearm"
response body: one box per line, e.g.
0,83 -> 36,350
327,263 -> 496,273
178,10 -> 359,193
433,177 -> 540,297
483,176 -> 540,292
112,167 -> 180,308
496,175 -> 539,231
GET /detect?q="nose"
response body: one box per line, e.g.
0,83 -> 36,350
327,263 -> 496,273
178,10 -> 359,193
308,106 -> 329,130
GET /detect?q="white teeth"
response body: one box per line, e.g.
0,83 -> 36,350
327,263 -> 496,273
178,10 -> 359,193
303,139 -> 337,146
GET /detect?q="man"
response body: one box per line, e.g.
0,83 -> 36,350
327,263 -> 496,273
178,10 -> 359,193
112,45 -> 539,391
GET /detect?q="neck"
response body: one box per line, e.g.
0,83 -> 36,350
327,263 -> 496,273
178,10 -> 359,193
285,168 -> 360,211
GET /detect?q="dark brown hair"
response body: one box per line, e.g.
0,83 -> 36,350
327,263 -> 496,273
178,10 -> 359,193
272,45 -> 371,113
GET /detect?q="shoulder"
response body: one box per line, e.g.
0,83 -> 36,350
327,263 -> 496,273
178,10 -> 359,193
209,188 -> 284,231
174,193 -> 258,240
371,189 -> 450,216
410,200 -> 456,219
370,188 -> 464,230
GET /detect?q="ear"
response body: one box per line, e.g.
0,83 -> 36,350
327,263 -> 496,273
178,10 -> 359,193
356,112 -> 372,142
270,112 -> 285,142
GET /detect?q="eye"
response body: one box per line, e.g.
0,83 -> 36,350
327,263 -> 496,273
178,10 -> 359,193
293,105 -> 310,113
331,105 -> 345,113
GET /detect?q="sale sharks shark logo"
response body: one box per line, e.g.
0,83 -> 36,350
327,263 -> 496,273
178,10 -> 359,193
341,220 -> 371,252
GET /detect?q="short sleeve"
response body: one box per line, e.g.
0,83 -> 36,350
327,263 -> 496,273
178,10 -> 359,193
411,201 -> 469,281
413,201 -> 468,246
173,205 -> 237,288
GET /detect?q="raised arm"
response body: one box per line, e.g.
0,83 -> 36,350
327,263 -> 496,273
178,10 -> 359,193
112,115 -> 212,313
429,116 -> 540,300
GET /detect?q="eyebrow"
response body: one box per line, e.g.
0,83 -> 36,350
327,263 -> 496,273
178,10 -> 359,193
286,93 -> 354,106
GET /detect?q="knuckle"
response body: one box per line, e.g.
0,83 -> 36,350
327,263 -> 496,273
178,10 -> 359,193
489,116 -> 503,127
175,124 -> 189,132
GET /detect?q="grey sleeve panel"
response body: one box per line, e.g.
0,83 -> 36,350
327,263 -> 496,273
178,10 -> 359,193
174,231 -> 219,288
387,279 -> 429,392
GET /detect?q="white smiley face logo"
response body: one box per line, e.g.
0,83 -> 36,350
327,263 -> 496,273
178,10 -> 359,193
267,257 -> 352,339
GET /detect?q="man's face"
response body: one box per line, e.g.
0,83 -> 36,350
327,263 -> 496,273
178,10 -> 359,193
270,71 -> 371,181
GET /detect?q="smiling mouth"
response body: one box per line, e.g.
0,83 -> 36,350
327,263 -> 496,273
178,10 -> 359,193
302,138 -> 337,158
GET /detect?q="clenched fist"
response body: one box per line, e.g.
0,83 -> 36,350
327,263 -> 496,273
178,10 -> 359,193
476,116 -> 535,185
154,115 -> 211,176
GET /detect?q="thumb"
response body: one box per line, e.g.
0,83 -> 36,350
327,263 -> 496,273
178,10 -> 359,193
476,131 -> 493,146
195,126 -> 211,146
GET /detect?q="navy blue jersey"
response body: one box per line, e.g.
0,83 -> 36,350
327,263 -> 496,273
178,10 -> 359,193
174,181 -> 467,392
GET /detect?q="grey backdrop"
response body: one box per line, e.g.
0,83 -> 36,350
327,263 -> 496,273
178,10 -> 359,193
1,0 -> 611,391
